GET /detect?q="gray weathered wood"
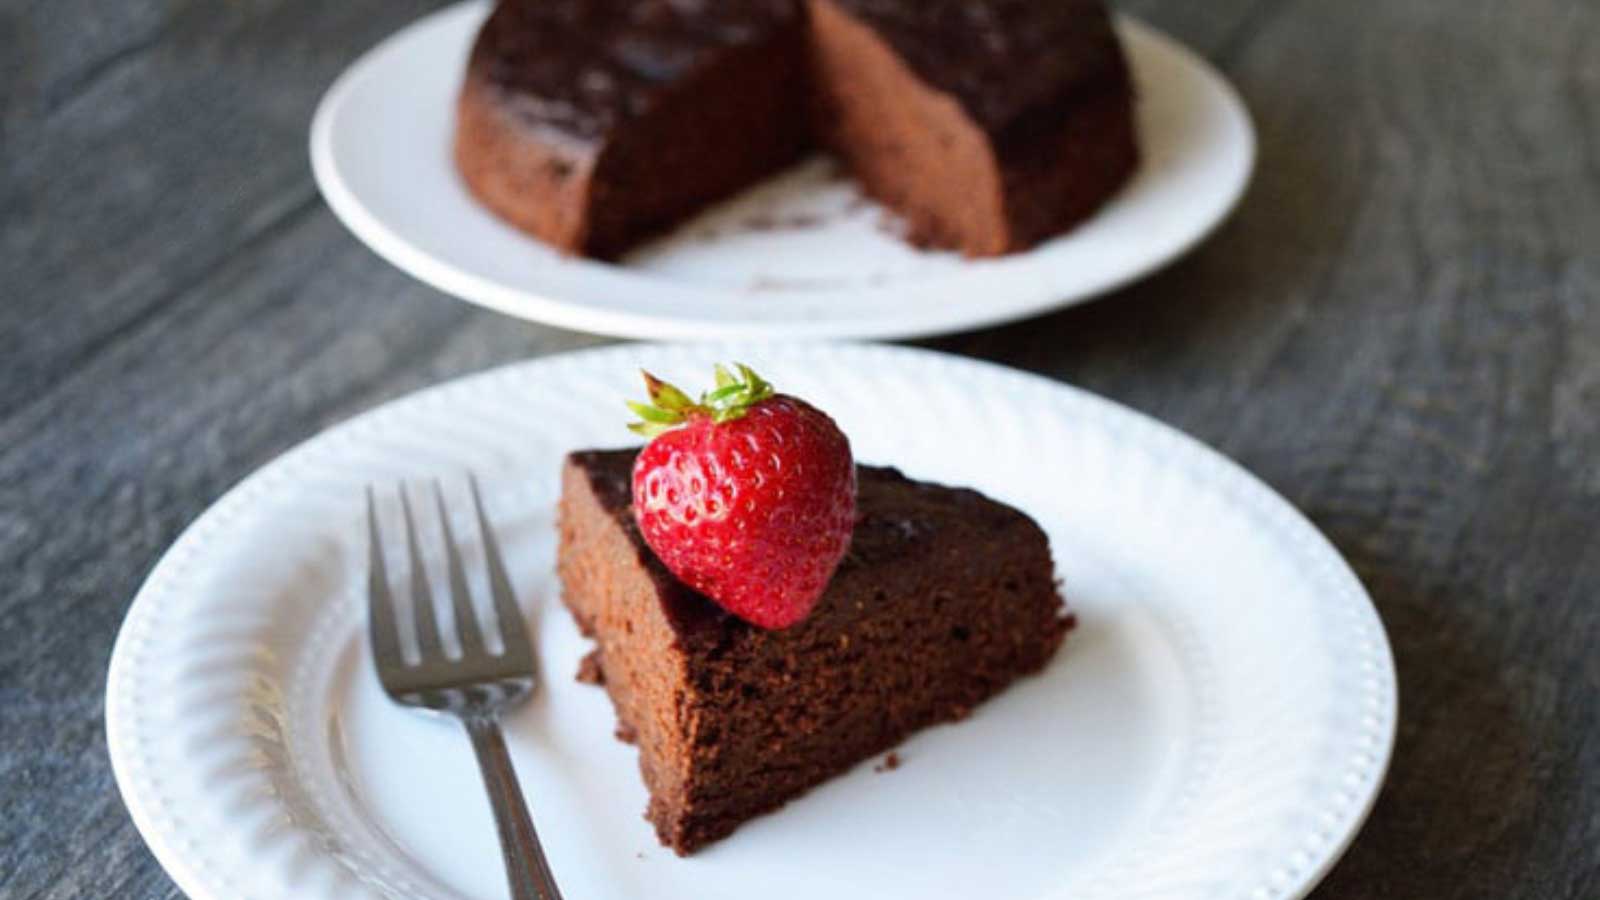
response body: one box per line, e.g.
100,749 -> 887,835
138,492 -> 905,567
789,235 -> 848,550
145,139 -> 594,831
2,0 -> 1597,897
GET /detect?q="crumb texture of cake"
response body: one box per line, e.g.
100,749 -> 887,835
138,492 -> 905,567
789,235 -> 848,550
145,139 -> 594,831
807,0 -> 1138,254
457,0 -> 1137,258
557,448 -> 1070,855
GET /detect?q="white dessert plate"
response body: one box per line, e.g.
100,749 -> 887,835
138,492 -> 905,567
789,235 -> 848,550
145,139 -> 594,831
309,2 -> 1255,341
108,343 -> 1394,900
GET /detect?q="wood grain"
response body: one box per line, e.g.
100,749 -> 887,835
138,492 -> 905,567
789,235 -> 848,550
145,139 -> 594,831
2,0 -> 1597,897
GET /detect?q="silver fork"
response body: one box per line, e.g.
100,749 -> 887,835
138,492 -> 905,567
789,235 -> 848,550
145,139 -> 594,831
366,476 -> 564,900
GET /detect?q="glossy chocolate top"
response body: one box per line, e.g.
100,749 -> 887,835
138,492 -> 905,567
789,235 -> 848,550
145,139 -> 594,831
824,0 -> 1128,134
469,0 -> 801,141
569,447 -> 1041,644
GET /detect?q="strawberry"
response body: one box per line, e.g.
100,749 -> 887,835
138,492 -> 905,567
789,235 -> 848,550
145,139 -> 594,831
627,364 -> 856,629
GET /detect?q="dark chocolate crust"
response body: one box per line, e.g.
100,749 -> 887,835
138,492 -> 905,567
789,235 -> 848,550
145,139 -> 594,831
817,0 -> 1129,138
455,0 -> 810,256
557,448 -> 1070,854
466,0 -> 802,143
456,0 -> 1138,258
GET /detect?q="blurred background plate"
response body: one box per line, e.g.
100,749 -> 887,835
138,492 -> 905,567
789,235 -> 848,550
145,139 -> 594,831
309,1 -> 1255,340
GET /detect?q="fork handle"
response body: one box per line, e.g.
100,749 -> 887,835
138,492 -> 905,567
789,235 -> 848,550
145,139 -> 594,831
464,716 -> 564,900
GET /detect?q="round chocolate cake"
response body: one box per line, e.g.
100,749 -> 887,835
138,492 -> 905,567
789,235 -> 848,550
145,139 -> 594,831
456,0 -> 1138,258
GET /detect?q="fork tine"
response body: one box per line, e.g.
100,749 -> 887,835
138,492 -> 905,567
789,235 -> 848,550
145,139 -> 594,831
366,487 -> 405,671
469,473 -> 531,658
399,483 -> 445,661
434,479 -> 486,658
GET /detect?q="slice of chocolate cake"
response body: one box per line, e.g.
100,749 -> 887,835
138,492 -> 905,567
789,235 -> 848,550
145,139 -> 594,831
557,448 -> 1070,854
455,0 -> 810,257
806,0 -> 1139,255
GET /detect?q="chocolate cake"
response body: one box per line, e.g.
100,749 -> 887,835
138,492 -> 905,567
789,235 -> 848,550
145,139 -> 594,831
456,0 -> 1137,259
557,448 -> 1070,854
455,0 -> 810,257
807,0 -> 1138,255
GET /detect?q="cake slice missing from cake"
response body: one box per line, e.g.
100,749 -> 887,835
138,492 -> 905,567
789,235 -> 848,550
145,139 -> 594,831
455,0 -> 1138,259
557,448 -> 1070,854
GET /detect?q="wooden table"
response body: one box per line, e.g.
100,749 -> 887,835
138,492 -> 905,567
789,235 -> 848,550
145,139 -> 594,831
4,0 -> 1597,896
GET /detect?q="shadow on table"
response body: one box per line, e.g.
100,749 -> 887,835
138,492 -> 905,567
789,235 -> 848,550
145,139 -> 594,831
1307,551 -> 1557,898
914,242 -> 1251,385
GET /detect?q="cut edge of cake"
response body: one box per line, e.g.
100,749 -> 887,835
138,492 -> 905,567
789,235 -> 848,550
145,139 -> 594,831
556,448 -> 1071,854
454,0 -> 812,257
455,0 -> 1139,259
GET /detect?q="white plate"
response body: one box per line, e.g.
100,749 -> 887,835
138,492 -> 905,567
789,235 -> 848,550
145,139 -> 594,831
108,343 -> 1394,900
309,2 -> 1255,341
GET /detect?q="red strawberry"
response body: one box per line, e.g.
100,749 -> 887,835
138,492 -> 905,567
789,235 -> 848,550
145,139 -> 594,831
628,364 -> 856,629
